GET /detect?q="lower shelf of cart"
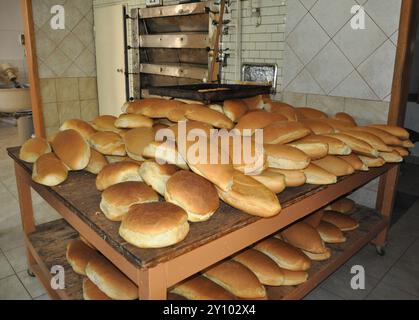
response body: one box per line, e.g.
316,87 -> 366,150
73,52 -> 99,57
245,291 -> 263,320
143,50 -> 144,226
26,205 -> 387,300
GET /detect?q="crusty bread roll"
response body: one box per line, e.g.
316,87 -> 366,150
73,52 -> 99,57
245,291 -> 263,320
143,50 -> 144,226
341,129 -> 393,152
313,155 -> 355,176
280,268 -> 308,286
402,139 -> 415,148
252,169 -> 286,194
358,155 -> 386,168
264,144 -> 310,170
316,221 -> 346,244
171,276 -> 236,300
60,119 -> 97,140
235,111 -> 287,136
254,238 -> 311,271
85,255 -> 138,300
165,171 -> 220,222
89,131 -> 126,156
242,95 -> 264,110
320,118 -> 356,131
123,98 -> 182,119
303,163 -> 337,185
379,151 -> 403,163
184,104 -> 234,129
166,120 -> 213,142
349,126 -> 404,146
123,127 -> 155,161
303,247 -> 331,261
263,122 -> 312,144
20,137 -> 51,163
268,168 -> 306,187
304,210 -> 325,228
96,161 -> 142,191
139,161 -> 180,196
204,260 -> 267,299
66,239 -> 98,275
368,124 -> 409,140
143,141 -> 189,170
115,113 -> 153,129
223,99 -> 248,122
92,115 -> 120,133
264,101 -> 298,121
51,129 -> 91,170
325,133 -> 378,157
393,146 -> 409,157
32,153 -> 68,186
119,202 -> 189,248
83,278 -> 112,300
287,141 -> 329,160
337,154 -> 368,171
100,181 -> 159,221
322,211 -> 359,231
299,135 -> 352,155
217,170 -> 281,218
326,198 -> 355,214
296,107 -> 328,120
233,249 -> 285,286
334,112 -> 357,126
86,148 -> 109,174
281,222 -> 327,254
299,119 -> 334,135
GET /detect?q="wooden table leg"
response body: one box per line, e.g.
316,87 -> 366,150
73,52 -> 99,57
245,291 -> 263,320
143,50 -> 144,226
14,163 -> 37,269
373,165 -> 400,248
137,264 -> 167,300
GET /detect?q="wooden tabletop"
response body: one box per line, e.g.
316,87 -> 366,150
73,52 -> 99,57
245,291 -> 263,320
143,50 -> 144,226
8,146 -> 393,269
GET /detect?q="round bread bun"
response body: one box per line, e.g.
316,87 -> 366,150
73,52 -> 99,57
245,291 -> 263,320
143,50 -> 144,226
51,129 -> 91,170
268,168 -> 307,187
92,115 -> 120,133
119,202 -> 190,248
252,169 -> 286,194
326,198 -> 355,214
96,161 -> 142,191
20,137 -> 52,163
171,276 -> 236,300
86,148 -> 109,174
32,153 -> 68,186
66,239 -> 99,275
254,238 -> 311,271
223,99 -> 248,122
165,171 -> 219,222
280,268 -> 309,286
83,278 -> 112,300
85,255 -> 138,300
100,181 -> 159,221
316,221 -> 346,244
89,131 -> 126,156
139,161 -> 180,196
322,211 -> 359,231
203,260 -> 267,299
115,113 -> 153,129
281,222 -> 327,254
60,119 -> 97,140
123,127 -> 155,161
233,249 -> 285,286
303,247 -> 332,261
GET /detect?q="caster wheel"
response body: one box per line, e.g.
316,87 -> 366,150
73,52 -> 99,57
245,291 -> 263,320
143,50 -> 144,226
376,246 -> 386,256
27,269 -> 35,277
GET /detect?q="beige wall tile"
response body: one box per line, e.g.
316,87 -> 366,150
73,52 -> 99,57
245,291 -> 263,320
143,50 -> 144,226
39,79 -> 56,104
45,126 -> 59,140
42,103 -> 59,128
306,94 -> 345,116
282,91 -> 307,106
344,98 -> 389,124
78,77 -> 98,100
56,78 -> 79,102
80,99 -> 99,122
58,101 -> 81,125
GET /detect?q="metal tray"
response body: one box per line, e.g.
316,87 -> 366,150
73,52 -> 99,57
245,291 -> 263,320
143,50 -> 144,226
148,83 -> 272,103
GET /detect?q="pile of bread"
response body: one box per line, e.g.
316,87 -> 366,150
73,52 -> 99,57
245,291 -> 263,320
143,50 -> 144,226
19,95 -> 412,249
66,197 -> 358,300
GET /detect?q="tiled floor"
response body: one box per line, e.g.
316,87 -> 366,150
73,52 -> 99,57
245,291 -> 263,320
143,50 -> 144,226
0,121 -> 418,300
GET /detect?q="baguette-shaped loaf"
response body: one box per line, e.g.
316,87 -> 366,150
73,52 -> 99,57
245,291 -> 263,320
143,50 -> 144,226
334,112 -> 357,126
268,168 -> 306,187
252,169 -> 286,194
302,163 -> 337,185
281,222 -> 327,254
171,276 -> 236,300
313,155 -> 355,177
263,122 -> 312,144
235,111 -> 287,135
325,133 -> 379,157
337,154 -> 368,171
287,141 -> 329,160
358,155 -> 386,168
264,102 -> 298,121
316,221 -> 346,244
379,151 -> 403,163
393,146 -> 409,157
341,130 -> 393,152
368,124 -> 410,140
296,107 -> 328,120
326,198 -> 356,214
322,211 -> 359,231
299,135 -> 352,155
298,119 -> 334,135
302,247 -> 332,261
264,144 -> 310,170
348,126 -> 403,146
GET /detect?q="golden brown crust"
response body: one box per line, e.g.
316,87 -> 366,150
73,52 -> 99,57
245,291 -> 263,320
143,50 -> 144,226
115,113 -> 153,129
299,135 -> 352,155
325,133 -> 378,157
341,129 -> 393,152
86,148 -> 109,174
252,169 -> 286,194
322,211 -> 359,231
337,154 -> 368,171
32,153 -> 68,186
89,131 -> 126,156
358,155 -> 386,168
264,144 -> 311,170
171,276 -> 236,300
281,222 -> 327,254
184,104 -> 234,129
313,155 -> 355,177
368,124 -> 410,140
223,99 -> 248,122
316,221 -> 346,244
349,126 -> 403,146
96,161 -> 142,191
287,140 -> 329,160
268,168 -> 306,187
299,119 -> 334,135
327,198 -> 356,214
83,278 -> 112,300
60,119 -> 97,140
123,127 -> 155,160
264,101 -> 298,121
66,240 -> 99,275
263,122 -> 312,144
234,111 -> 287,135
92,115 -> 120,133
334,112 -> 357,126
19,137 -> 51,163
296,107 -> 328,120
302,164 -> 337,185
241,95 -> 264,110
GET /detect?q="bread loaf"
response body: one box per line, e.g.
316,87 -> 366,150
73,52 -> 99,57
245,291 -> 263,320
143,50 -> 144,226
313,155 -> 355,176
203,260 -> 267,299
326,198 -> 355,214
263,122 -> 312,144
304,210 -> 325,228
96,161 -> 142,191
223,99 -> 248,122
233,249 -> 285,286
320,118 -> 356,131
281,222 -> 327,254
349,126 -> 404,146
341,129 -> 393,152
393,146 -> 409,157
264,144 -> 311,170
368,124 -> 409,140
123,127 -> 155,161
242,95 -> 265,110
185,104 -> 234,129
83,278 -> 112,300
316,221 -> 346,244
60,119 -> 97,140
235,111 -> 287,135
322,211 -> 359,231
252,169 -> 286,194
139,161 -> 180,196
100,181 -> 159,221
296,107 -> 328,120
302,247 -> 332,261
66,239 -> 98,275
171,276 -> 236,300
287,140 -> 329,160
51,129 -> 91,170
299,135 -> 352,155
143,141 -> 189,170
280,268 -> 308,286
32,153 -> 68,186
92,115 -> 120,133
402,139 -> 415,148
325,133 -> 378,157
86,148 -> 109,174
264,101 -> 298,121
302,163 -> 337,185
337,154 -> 368,171
268,168 -> 306,187
379,150 -> 403,163
20,137 -> 51,163
299,119 -> 334,135
115,113 -> 153,129
334,112 -> 357,126
89,131 -> 126,156
358,155 -> 386,168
